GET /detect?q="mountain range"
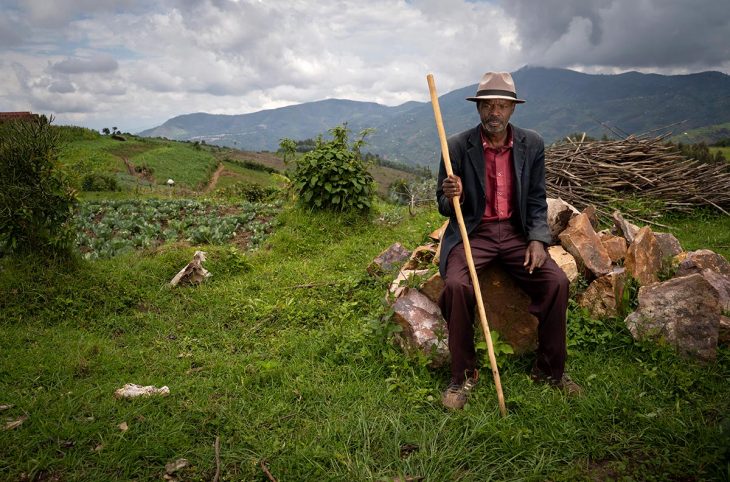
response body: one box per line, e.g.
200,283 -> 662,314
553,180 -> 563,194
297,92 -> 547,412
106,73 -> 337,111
139,66 -> 730,168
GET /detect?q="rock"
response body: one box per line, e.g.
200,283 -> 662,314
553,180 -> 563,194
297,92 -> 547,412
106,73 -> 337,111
600,233 -> 628,263
624,226 -> 662,286
368,242 -> 411,276
388,269 -> 430,301
579,268 -> 626,319
402,244 -> 437,270
654,232 -> 683,259
114,384 -> 170,398
559,212 -> 612,278
169,251 -> 211,286
392,289 -> 449,366
478,264 -> 538,354
675,249 -> 730,277
428,221 -> 449,242
419,272 -> 445,304
546,197 -> 579,244
697,268 -> 730,312
625,273 -> 720,361
582,205 -> 600,230
719,315 -> 730,345
612,211 -> 640,244
548,245 -> 579,284
165,459 -> 189,475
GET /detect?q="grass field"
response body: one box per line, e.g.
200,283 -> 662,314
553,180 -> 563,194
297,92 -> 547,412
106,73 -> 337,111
1,204 -> 728,481
710,146 -> 730,162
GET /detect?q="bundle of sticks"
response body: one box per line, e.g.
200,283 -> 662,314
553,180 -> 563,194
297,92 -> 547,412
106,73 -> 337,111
545,134 -> 730,223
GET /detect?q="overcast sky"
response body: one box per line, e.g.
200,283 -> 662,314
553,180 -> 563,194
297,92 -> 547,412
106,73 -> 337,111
1,0 -> 729,133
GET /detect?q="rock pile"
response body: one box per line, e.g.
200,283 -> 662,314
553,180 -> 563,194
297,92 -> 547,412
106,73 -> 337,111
371,199 -> 730,365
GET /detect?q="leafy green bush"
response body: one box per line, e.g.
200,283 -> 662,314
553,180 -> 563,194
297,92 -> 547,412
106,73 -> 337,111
0,116 -> 77,255
81,172 -> 120,192
291,125 -> 374,212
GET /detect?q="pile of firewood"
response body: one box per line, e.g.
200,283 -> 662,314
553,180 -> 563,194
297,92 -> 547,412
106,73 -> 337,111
545,135 -> 730,222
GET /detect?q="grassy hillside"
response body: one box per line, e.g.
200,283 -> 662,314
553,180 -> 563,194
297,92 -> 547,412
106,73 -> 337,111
1,202 -> 729,480
670,122 -> 730,145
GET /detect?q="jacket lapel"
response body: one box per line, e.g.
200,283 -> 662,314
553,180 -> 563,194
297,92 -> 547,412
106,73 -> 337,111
466,126 -> 485,197
511,125 -> 526,207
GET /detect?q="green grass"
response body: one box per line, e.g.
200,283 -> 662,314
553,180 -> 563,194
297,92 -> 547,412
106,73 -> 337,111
1,204 -> 728,481
709,146 -> 730,162
658,209 -> 730,259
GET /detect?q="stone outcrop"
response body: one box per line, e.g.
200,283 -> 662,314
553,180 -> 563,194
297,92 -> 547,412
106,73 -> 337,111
392,288 -> 449,366
624,226 -> 663,286
559,212 -> 612,278
654,232 -> 683,259
548,245 -> 579,284
625,274 -> 720,361
547,197 -> 579,245
368,242 -> 411,276
696,268 -> 730,312
579,268 -> 626,319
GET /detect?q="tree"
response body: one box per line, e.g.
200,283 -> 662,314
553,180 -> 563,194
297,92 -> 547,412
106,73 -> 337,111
278,138 -> 297,164
0,116 -> 78,255
102,127 -> 110,135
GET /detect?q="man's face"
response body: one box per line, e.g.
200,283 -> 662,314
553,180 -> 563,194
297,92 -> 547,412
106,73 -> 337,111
478,100 -> 516,135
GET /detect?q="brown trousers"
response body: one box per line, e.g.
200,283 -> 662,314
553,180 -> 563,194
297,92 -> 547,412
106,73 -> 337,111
439,220 -> 569,383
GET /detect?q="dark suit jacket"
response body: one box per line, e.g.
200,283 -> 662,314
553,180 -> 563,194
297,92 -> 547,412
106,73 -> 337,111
436,123 -> 552,277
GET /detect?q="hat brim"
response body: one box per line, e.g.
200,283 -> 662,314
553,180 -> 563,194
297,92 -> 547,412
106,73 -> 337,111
466,94 -> 525,103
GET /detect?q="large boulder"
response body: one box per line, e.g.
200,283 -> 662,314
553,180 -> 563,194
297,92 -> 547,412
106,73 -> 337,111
559,212 -> 612,278
478,264 -> 538,355
368,242 -> 411,276
696,268 -> 730,312
548,245 -> 579,284
675,249 -> 730,277
392,289 -> 449,366
546,197 -> 579,245
625,273 -> 720,361
579,268 -> 627,319
624,226 -> 662,286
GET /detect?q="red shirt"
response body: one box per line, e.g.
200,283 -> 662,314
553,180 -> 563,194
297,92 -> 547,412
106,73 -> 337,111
481,125 -> 515,222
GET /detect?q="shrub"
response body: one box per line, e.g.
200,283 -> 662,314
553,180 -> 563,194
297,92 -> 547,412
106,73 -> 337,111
291,125 -> 374,212
0,116 -> 78,255
81,172 -> 120,192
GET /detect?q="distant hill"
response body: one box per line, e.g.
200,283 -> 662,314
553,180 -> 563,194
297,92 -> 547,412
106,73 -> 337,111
669,122 -> 730,145
139,67 -> 730,168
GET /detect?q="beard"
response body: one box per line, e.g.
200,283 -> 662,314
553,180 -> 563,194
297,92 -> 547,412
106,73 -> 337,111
481,115 -> 508,134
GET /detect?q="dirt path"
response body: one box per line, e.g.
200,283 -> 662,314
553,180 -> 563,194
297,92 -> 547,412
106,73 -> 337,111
205,163 -> 225,193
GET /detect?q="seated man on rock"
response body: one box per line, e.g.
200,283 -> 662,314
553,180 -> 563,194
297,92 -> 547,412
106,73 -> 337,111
436,71 -> 582,410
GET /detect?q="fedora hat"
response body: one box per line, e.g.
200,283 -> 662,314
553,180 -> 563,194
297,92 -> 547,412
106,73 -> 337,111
466,71 -> 525,103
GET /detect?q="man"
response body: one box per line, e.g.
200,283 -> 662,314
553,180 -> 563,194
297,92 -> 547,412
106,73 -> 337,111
436,72 -> 581,410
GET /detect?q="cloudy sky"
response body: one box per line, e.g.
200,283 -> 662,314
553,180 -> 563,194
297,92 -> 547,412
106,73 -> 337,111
1,0 -> 729,133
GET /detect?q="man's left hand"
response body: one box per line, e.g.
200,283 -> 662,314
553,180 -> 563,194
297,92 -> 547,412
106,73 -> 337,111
523,240 -> 547,274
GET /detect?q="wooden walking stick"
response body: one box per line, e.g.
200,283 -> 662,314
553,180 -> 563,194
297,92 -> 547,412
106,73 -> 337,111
427,73 -> 507,417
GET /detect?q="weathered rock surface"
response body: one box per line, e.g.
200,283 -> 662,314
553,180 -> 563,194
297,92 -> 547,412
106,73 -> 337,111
402,244 -> 436,270
654,232 -> 683,259
546,197 -> 579,245
548,245 -> 579,284
419,272 -> 445,304
697,268 -> 730,312
388,269 -> 429,301
612,211 -> 640,244
559,212 -> 612,278
625,274 -> 720,361
579,268 -> 626,319
624,226 -> 663,286
582,205 -> 600,230
478,265 -> 538,354
600,233 -> 628,264
392,288 -> 449,366
675,249 -> 730,277
368,242 -> 411,276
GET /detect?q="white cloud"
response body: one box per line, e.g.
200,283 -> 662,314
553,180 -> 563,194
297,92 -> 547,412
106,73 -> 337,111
0,0 -> 727,132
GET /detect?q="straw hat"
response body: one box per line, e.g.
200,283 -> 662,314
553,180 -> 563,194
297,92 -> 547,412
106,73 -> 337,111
466,72 -> 525,103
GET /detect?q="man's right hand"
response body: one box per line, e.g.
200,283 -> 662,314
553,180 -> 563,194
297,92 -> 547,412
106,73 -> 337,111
442,174 -> 462,200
